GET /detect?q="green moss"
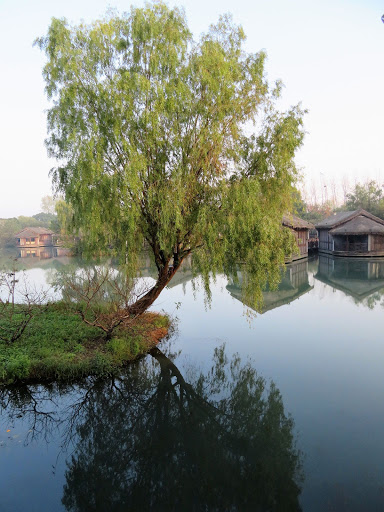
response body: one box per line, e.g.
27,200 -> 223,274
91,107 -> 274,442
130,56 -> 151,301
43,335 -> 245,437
0,304 -> 170,385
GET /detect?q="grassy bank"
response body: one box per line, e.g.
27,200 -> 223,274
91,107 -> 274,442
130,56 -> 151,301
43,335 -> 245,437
0,303 -> 170,385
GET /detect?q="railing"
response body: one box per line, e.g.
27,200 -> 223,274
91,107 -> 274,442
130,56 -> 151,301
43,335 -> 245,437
335,242 -> 367,253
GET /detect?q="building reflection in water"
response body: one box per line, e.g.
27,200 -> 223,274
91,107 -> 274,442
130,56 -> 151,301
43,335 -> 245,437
18,246 -> 71,260
227,259 -> 313,313
315,254 -> 384,303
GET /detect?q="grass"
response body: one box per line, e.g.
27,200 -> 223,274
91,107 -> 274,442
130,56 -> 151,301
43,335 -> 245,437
0,302 -> 170,385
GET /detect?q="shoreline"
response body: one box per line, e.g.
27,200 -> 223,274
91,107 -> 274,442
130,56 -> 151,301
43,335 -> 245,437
0,303 -> 170,385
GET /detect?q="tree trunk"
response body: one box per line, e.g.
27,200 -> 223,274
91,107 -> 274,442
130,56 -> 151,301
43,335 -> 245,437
127,262 -> 179,316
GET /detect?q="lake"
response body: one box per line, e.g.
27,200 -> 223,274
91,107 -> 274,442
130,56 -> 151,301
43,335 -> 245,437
1,251 -> 384,511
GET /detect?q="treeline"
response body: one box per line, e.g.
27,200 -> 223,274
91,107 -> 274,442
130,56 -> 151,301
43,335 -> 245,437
296,180 -> 384,225
0,213 -> 57,247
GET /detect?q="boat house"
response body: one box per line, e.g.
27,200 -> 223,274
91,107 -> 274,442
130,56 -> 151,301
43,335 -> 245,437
15,227 -> 56,249
282,214 -> 314,261
316,209 -> 384,257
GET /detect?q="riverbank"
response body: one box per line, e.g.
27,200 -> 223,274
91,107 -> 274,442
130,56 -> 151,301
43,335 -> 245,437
0,303 -> 170,384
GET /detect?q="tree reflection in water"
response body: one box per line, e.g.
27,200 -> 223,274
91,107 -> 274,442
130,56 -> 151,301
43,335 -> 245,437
0,345 -> 303,511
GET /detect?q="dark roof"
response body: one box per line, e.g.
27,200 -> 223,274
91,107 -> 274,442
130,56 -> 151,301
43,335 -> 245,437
282,214 -> 314,230
316,209 -> 384,230
330,216 -> 384,235
315,210 -> 358,229
15,227 -> 55,238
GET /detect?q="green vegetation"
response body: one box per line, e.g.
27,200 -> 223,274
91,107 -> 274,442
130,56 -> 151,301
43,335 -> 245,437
0,303 -> 169,384
0,196 -> 59,247
41,195 -> 58,215
36,2 -> 305,314
297,180 -> 384,225
0,215 -> 53,247
344,180 -> 384,218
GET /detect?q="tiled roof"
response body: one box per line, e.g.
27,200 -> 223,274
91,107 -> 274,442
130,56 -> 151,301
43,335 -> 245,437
330,215 -> 384,235
316,209 -> 384,230
315,211 -> 358,229
15,227 -> 54,238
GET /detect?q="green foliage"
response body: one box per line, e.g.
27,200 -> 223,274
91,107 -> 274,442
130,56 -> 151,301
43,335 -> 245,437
33,212 -> 56,224
0,268 -> 49,344
299,201 -> 335,225
0,214 -> 54,247
41,195 -> 58,215
16,216 -> 42,228
0,218 -> 20,246
54,199 -> 75,235
292,188 -> 306,216
107,336 -> 140,359
0,303 -> 169,384
53,264 -> 149,339
345,180 -> 384,218
3,353 -> 31,381
36,3 -> 305,311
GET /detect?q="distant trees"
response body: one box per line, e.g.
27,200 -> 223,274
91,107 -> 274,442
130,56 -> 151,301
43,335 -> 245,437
345,180 -> 384,218
298,180 -> 384,224
0,210 -> 60,248
0,215 -> 51,247
294,191 -> 334,224
40,195 -> 58,215
0,218 -> 21,247
33,212 -> 57,224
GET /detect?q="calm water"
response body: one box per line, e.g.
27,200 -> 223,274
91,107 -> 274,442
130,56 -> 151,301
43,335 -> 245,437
1,251 -> 384,511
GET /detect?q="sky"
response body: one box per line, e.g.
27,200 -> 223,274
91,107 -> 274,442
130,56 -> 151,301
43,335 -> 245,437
0,0 -> 383,217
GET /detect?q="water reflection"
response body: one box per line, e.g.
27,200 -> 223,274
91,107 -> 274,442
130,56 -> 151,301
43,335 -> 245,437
17,246 -> 72,260
0,345 -> 303,511
315,254 -> 384,307
227,259 -> 313,313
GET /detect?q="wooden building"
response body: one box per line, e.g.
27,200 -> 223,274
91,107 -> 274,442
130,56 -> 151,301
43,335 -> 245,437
316,209 -> 384,257
282,214 -> 315,261
15,227 -> 56,248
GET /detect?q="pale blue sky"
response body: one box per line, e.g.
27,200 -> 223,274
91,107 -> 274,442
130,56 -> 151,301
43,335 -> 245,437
0,0 -> 383,216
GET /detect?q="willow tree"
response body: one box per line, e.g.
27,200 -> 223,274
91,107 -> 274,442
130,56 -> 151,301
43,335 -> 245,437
36,2 -> 305,315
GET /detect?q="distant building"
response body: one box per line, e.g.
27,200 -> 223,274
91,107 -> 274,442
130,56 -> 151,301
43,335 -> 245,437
15,227 -> 56,249
316,209 -> 384,257
282,214 -> 315,261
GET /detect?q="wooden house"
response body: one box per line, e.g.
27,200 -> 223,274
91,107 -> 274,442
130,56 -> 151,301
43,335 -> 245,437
15,227 -> 56,248
316,209 -> 384,257
282,214 -> 315,261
